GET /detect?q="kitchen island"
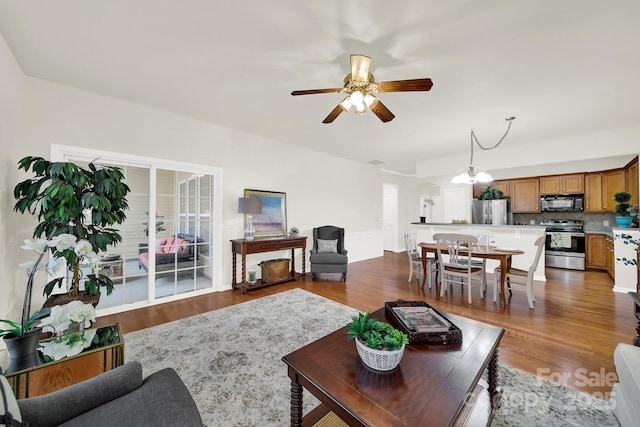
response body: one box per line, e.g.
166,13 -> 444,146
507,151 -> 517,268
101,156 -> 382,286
408,223 -> 547,281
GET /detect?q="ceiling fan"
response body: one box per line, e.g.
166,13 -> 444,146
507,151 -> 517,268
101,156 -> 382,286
291,54 -> 433,124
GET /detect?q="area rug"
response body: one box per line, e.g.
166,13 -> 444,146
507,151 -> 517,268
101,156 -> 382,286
124,289 -> 618,426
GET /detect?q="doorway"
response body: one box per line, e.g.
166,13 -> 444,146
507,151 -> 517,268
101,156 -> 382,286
383,183 -> 398,251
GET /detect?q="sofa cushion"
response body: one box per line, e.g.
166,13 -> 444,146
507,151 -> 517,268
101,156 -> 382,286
317,239 -> 338,253
310,252 -> 348,265
612,343 -> 640,426
58,368 -> 202,427
0,375 -> 22,427
18,361 -> 144,427
162,236 -> 189,254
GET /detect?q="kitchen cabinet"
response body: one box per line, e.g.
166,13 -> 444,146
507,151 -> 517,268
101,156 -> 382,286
586,234 -> 607,270
625,158 -> 638,206
606,235 -> 615,280
585,169 -> 626,213
472,180 -> 510,198
539,173 -> 584,195
603,169 -> 626,212
585,173 -> 603,212
510,178 -> 539,213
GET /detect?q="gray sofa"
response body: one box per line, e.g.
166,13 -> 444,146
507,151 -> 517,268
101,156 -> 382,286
2,361 -> 202,427
612,343 -> 640,426
138,233 -> 207,277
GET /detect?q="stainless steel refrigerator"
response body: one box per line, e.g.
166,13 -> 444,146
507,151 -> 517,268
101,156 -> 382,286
472,198 -> 512,225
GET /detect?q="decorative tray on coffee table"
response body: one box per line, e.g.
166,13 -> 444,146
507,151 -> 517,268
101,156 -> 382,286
385,300 -> 462,345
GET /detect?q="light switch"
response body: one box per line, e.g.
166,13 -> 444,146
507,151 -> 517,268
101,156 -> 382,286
603,220 -> 609,227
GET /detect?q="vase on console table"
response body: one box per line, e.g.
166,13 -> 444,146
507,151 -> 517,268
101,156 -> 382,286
3,327 -> 42,374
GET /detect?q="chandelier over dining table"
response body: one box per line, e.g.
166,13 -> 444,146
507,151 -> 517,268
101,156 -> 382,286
451,116 -> 516,184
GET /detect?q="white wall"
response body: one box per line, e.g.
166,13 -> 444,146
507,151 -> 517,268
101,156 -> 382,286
416,128 -> 640,180
0,32 -> 30,334
0,37 -> 386,334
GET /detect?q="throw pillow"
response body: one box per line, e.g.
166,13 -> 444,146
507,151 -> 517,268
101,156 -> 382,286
317,239 -> 338,253
0,376 -> 22,427
162,236 -> 189,254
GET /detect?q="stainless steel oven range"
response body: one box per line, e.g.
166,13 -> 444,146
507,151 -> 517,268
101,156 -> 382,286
541,219 -> 586,271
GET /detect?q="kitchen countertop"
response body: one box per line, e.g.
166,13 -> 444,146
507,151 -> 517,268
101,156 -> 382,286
410,222 -> 546,229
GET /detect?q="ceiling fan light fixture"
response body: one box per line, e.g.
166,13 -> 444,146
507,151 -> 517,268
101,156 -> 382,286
350,54 -> 371,82
339,96 -> 352,112
291,55 -> 433,123
363,93 -> 377,108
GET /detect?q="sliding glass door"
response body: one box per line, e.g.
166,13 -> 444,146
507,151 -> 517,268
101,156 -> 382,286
51,145 -> 223,315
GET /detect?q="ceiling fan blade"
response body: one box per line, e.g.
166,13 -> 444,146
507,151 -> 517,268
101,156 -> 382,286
291,88 -> 342,96
322,105 -> 344,124
370,99 -> 395,123
350,54 -> 371,82
377,78 -> 433,92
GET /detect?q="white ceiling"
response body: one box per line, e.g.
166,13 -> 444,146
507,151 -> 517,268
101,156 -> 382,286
1,1 -> 639,175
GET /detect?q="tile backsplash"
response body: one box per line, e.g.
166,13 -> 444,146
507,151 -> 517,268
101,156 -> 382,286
513,212 -> 617,232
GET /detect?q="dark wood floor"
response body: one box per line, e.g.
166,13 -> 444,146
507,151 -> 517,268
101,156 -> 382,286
100,251 -> 635,398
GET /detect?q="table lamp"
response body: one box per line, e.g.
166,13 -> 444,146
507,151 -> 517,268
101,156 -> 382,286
238,197 -> 262,241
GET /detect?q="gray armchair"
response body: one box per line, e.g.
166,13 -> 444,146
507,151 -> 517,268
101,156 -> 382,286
3,361 -> 202,427
309,225 -> 348,281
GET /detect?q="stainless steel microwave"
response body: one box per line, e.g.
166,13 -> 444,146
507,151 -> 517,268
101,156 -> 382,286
540,194 -> 584,212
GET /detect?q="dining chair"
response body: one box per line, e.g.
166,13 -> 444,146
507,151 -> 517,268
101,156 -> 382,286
458,228 -> 493,292
433,233 -> 485,304
493,235 -> 546,308
403,229 -> 438,288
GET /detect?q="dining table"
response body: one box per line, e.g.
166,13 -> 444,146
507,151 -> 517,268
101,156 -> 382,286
418,242 -> 524,305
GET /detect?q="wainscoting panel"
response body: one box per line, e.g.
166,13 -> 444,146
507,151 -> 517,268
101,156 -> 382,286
345,230 -> 384,263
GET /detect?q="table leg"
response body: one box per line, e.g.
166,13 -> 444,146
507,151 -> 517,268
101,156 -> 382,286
499,256 -> 511,305
241,254 -> 247,294
302,247 -> 306,278
487,350 -> 499,393
634,312 -> 640,347
232,252 -> 237,289
291,248 -> 296,278
290,379 -> 303,427
487,349 -> 503,410
421,247 -> 427,287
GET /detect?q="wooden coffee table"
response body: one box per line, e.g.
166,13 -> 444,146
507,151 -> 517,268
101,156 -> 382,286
282,307 -> 504,426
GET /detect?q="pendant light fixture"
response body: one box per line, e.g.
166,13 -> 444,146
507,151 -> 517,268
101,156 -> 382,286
451,117 -> 516,184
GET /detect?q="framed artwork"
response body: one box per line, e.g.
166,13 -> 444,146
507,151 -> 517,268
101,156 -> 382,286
244,189 -> 287,238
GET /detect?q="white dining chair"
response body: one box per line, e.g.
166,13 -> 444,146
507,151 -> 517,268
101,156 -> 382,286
493,235 -> 546,309
403,229 -> 423,284
434,233 -> 485,304
404,229 -> 440,288
458,228 -> 493,291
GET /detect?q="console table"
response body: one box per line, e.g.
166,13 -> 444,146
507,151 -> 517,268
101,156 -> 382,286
231,237 -> 307,293
4,323 -> 123,398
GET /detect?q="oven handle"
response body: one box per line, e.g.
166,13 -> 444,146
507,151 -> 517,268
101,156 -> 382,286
545,232 -> 585,237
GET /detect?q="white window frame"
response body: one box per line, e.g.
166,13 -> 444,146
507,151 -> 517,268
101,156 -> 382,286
50,144 -> 224,316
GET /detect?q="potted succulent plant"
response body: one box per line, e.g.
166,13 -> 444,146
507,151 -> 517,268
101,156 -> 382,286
13,156 -> 130,306
346,312 -> 408,371
614,191 -> 633,228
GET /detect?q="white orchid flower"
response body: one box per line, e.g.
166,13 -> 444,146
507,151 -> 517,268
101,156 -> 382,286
46,258 -> 66,277
65,301 -> 97,328
19,260 -> 37,275
74,240 -> 93,257
48,234 -> 77,251
39,304 -> 71,334
21,238 -> 49,254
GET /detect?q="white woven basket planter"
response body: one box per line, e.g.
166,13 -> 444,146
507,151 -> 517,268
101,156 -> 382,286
355,338 -> 405,371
